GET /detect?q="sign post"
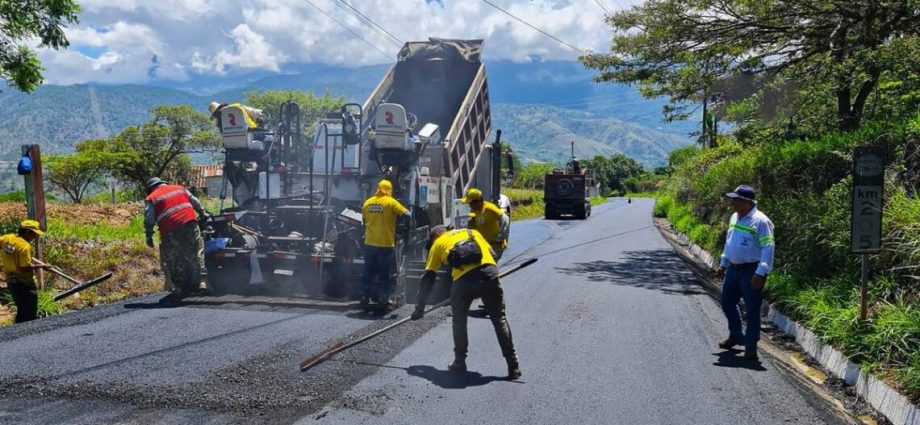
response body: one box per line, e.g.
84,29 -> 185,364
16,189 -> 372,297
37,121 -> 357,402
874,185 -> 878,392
21,144 -> 47,289
851,146 -> 884,321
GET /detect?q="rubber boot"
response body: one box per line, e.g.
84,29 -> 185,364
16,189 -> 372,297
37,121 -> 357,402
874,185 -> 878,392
507,356 -> 522,380
448,357 -> 467,372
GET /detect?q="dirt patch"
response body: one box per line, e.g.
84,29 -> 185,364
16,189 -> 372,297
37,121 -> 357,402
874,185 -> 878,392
0,201 -> 162,327
0,202 -> 142,228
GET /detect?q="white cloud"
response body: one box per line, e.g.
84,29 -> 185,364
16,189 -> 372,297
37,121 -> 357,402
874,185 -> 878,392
38,0 -> 624,84
191,24 -> 288,74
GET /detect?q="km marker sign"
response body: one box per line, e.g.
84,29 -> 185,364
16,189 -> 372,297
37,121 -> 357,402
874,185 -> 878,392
851,146 -> 884,321
851,146 -> 884,254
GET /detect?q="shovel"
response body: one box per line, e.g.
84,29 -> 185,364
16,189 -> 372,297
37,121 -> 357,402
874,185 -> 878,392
33,260 -> 114,301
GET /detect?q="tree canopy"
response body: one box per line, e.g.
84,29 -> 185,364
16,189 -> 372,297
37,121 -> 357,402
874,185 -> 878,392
1,0 -> 80,92
78,105 -> 220,193
583,153 -> 646,195
46,151 -> 104,203
244,90 -> 346,135
581,0 -> 920,132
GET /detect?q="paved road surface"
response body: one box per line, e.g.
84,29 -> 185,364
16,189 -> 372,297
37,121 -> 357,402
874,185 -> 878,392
0,199 -> 842,424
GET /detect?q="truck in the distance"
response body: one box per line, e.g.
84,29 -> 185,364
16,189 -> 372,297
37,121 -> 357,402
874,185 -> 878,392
543,145 -> 597,220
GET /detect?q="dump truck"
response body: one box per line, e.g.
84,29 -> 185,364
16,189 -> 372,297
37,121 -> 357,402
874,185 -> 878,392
202,39 -> 503,304
543,144 -> 596,220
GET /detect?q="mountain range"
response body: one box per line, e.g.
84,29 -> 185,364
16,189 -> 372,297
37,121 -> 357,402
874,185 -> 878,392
0,61 -> 695,167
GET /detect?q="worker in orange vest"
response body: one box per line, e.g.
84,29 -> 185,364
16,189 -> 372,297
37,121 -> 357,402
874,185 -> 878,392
144,177 -> 210,297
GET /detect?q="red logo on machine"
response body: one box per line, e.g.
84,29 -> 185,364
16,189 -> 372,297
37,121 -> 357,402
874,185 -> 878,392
228,113 -> 237,126
385,111 -> 394,125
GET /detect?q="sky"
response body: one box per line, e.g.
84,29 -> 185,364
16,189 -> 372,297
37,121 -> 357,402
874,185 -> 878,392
35,0 -> 632,85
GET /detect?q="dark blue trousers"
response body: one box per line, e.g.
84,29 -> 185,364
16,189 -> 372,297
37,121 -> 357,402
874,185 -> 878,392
720,264 -> 764,348
362,246 -> 394,301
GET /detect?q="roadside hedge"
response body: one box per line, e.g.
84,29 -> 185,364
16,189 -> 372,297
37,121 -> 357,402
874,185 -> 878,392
658,115 -> 920,402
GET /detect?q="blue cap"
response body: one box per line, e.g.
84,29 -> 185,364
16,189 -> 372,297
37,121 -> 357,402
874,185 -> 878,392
725,185 -> 756,202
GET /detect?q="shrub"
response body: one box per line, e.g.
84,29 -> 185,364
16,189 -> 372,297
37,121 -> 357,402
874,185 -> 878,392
659,117 -> 920,400
653,195 -> 673,218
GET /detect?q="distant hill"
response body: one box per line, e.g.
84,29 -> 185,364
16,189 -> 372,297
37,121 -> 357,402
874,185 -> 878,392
0,85 -> 202,159
0,61 -> 693,167
494,104 -> 688,167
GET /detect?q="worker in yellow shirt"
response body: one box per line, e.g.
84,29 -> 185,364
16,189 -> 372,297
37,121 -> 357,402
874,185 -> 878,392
462,188 -> 510,260
362,179 -> 410,307
0,220 -> 50,323
410,225 -> 521,380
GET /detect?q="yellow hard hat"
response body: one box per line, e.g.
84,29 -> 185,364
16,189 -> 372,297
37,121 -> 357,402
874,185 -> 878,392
20,219 -> 44,236
461,188 -> 482,204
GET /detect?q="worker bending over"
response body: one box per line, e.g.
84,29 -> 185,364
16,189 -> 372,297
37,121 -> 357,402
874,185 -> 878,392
411,225 -> 521,380
462,188 -> 510,260
144,178 -> 210,297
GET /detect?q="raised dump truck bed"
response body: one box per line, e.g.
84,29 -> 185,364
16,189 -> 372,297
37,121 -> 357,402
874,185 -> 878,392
363,39 -> 495,199
205,39 -> 502,301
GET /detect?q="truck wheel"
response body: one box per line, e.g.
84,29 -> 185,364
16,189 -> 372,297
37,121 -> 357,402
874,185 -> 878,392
574,205 -> 587,220
544,206 -> 555,220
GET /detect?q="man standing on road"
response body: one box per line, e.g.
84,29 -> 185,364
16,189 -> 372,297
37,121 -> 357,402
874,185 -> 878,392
715,185 -> 775,360
462,188 -> 510,260
411,225 -> 521,380
362,179 -> 410,307
144,177 -> 210,297
0,220 -> 50,323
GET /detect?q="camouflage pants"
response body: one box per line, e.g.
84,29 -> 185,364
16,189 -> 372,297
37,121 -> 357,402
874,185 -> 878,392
159,221 -> 205,294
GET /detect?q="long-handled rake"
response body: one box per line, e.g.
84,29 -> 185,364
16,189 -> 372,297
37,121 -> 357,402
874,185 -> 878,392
33,260 -> 114,301
300,257 -> 538,371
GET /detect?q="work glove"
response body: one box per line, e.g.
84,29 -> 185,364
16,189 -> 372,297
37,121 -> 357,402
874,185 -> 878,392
410,305 -> 425,320
146,236 -> 155,248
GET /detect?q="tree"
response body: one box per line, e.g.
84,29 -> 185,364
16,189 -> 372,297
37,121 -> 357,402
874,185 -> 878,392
581,0 -> 920,132
1,0 -> 81,92
583,153 -> 645,195
82,105 -> 220,193
46,152 -> 106,204
514,162 -> 555,189
244,90 -> 346,134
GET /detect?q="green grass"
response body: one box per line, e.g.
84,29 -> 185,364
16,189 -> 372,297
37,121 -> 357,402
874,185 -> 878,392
590,196 -> 607,206
0,191 -> 57,202
505,188 -> 544,221
46,214 -> 146,242
37,288 -> 62,317
626,192 -> 660,198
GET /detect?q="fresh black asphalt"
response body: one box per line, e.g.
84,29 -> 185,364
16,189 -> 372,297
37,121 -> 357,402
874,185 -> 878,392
0,199 -> 843,424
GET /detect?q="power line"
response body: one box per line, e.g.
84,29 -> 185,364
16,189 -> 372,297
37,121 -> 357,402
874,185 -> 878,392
594,0 -> 611,14
479,0 -> 585,53
304,0 -> 392,59
329,0 -> 403,48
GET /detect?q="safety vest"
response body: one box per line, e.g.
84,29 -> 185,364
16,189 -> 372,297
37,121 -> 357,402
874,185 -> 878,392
147,184 -> 197,235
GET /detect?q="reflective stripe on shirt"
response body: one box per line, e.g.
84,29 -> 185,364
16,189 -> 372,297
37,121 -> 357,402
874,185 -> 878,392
152,189 -> 186,206
156,202 -> 193,223
719,207 -> 775,276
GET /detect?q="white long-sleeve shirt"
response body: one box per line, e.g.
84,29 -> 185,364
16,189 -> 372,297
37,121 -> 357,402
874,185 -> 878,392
719,206 -> 775,276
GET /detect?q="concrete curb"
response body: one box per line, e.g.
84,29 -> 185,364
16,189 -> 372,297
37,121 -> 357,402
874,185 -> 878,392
770,309 -> 920,425
667,221 -> 920,425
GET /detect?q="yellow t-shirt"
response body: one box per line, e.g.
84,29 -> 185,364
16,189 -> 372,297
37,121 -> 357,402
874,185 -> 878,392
468,201 -> 507,249
425,229 -> 497,281
0,234 -> 35,281
363,195 -> 409,248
